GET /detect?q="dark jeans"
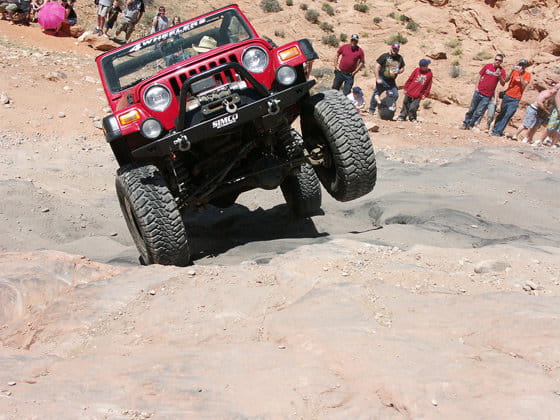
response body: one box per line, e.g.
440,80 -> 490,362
398,94 -> 420,120
369,78 -> 398,113
332,70 -> 354,95
492,94 -> 520,136
463,91 -> 492,128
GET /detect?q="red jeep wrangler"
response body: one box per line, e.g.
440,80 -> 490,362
96,4 -> 376,266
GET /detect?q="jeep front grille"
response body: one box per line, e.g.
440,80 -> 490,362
168,54 -> 240,96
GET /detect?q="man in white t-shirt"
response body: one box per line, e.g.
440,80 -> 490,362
96,0 -> 113,35
347,86 -> 365,110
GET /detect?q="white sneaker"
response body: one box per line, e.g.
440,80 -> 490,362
531,140 -> 541,147
543,136 -> 552,145
521,137 -> 529,143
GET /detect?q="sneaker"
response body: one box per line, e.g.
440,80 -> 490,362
471,127 -> 480,133
531,140 -> 541,147
396,117 -> 405,122
511,136 -> 518,141
409,118 -> 417,122
460,124 -> 469,130
521,137 -> 529,143
543,136 -> 552,145
552,144 -> 559,148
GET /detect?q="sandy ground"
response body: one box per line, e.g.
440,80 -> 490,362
1,21 -> 560,419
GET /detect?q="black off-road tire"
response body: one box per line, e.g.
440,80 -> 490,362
302,89 -> 377,202
116,163 -> 190,266
278,128 -> 322,217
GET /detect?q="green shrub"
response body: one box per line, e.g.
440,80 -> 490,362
452,48 -> 462,56
274,29 -> 286,37
305,9 -> 320,23
260,0 -> 283,12
398,14 -> 410,23
354,3 -> 369,12
474,51 -> 492,61
285,0 -> 293,5
320,21 -> 334,32
387,11 -> 397,19
449,65 -> 461,78
373,16 -> 382,24
386,33 -> 408,45
300,3 -> 308,10
340,33 -> 347,42
406,21 -> 419,31
322,2 -> 335,15
446,38 -> 461,48
310,67 -> 332,78
322,34 -> 339,47
451,59 -> 460,66
422,99 -> 432,109
361,32 -> 369,38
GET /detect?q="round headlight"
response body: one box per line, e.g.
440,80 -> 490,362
144,84 -> 172,112
242,47 -> 269,73
276,65 -> 297,86
141,118 -> 163,140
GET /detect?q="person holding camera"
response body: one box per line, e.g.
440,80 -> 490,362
461,54 -> 506,130
150,5 -> 168,34
491,59 -> 531,137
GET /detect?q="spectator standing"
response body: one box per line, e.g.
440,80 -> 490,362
474,92 -> 499,132
96,0 -> 112,35
535,86 -> 560,147
54,0 -> 76,35
461,54 -> 506,130
332,34 -> 365,96
513,82 -> 558,143
397,58 -> 433,122
102,0 -> 121,37
0,0 -> 21,21
150,5 -> 168,34
347,86 -> 365,110
368,43 -> 405,115
491,59 -> 531,137
115,0 -> 144,42
171,15 -> 179,26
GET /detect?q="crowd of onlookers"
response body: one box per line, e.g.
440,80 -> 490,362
0,0 -> 181,42
333,34 -> 560,148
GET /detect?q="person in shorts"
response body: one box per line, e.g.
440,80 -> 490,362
55,0 -> 77,35
536,87 -> 560,147
115,0 -> 144,42
96,0 -> 112,35
102,0 -> 121,37
514,82 -> 559,143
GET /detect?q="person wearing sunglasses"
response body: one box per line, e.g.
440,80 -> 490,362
462,54 -> 506,130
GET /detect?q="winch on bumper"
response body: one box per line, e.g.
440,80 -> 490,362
132,62 -> 315,159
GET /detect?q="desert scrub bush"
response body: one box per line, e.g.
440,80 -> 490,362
260,0 -> 283,13
387,11 -> 397,19
310,67 -> 332,78
422,99 -> 432,109
474,51 -> 492,61
285,0 -> 293,5
305,9 -> 320,23
406,21 -> 419,31
386,33 -> 408,45
361,32 -> 369,38
446,38 -> 461,48
322,34 -> 339,47
452,48 -> 463,56
354,3 -> 369,12
398,14 -> 410,23
449,65 -> 462,78
320,21 -> 334,32
322,2 -> 335,15
339,33 -> 347,42
274,29 -> 286,37
300,3 -> 308,10
373,16 -> 382,23
452,59 -> 460,66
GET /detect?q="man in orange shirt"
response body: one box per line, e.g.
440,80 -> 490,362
492,59 -> 531,136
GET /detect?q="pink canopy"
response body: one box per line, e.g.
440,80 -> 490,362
38,2 -> 66,30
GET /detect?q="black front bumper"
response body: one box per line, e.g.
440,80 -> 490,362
132,63 -> 315,159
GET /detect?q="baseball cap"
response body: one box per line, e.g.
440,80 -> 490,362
391,43 -> 400,50
350,34 -> 359,41
352,86 -> 363,95
419,58 -> 431,67
518,59 -> 528,67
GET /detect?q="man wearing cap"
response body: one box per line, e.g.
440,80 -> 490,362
491,59 -> 531,137
397,58 -> 433,122
332,34 -> 365,95
462,54 -> 506,130
368,43 -> 405,115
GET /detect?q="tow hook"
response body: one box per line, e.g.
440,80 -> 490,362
267,99 -> 280,115
224,99 -> 238,114
173,134 -> 191,152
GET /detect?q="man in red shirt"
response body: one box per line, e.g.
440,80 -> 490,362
462,54 -> 506,129
491,59 -> 531,136
397,58 -> 433,122
332,34 -> 365,95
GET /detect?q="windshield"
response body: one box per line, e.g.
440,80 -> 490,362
101,8 -> 254,93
